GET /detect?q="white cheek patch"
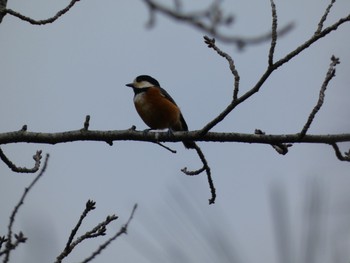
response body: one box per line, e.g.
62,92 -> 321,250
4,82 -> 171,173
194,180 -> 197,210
135,81 -> 153,89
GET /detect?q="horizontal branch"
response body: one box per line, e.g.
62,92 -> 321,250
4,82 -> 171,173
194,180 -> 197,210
0,129 -> 349,146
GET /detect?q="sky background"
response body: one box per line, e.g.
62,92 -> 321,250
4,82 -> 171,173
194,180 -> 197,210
1,0 -> 350,262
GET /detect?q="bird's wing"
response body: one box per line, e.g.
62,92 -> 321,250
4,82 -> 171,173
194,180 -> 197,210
158,86 -> 179,106
158,86 -> 189,131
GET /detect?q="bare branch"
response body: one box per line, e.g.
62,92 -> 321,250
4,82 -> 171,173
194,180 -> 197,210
0,129 -> 350,146
181,166 -> 205,175
268,0 -> 278,66
154,142 -> 177,153
300,56 -> 340,138
273,14 -> 350,71
199,12 -> 350,135
144,0 -> 233,31
64,200 -> 96,252
331,143 -> 350,162
3,0 -> 80,25
1,154 -> 49,262
55,200 -> 119,263
70,214 -> 117,245
204,36 -> 240,100
80,204 -> 137,263
2,128 -> 349,202
181,143 -> 216,204
142,0 -> 294,49
0,236 -> 7,251
199,34 -> 246,133
0,232 -> 27,260
0,148 -> 42,173
315,0 -> 337,35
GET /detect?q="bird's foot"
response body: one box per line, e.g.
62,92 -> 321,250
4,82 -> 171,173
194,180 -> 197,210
167,128 -> 174,137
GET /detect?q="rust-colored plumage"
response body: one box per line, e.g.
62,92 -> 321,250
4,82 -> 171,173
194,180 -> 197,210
126,75 -> 195,149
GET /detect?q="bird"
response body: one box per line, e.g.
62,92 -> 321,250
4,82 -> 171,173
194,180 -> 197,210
126,75 -> 196,149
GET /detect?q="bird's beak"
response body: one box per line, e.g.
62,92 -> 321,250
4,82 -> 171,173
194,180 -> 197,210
126,83 -> 134,88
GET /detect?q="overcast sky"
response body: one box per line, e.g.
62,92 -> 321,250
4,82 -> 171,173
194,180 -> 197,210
1,0 -> 350,262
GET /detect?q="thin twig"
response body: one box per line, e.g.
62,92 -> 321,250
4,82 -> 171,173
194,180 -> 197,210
0,232 -> 27,259
315,0 -> 336,35
181,143 -> 216,204
204,36 -> 240,100
300,56 -> 340,138
2,154 -> 49,263
154,142 -> 177,153
64,200 -> 96,252
331,143 -> 350,161
0,236 -> 7,251
68,214 -> 117,242
4,0 -> 80,25
55,201 -> 118,263
268,0 -> 278,66
80,204 -> 137,263
142,0 -> 293,49
0,148 -> 42,173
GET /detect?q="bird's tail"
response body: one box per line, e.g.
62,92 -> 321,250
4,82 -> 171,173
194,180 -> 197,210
178,114 -> 197,149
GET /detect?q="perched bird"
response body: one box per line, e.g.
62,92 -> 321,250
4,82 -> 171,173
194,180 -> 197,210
126,75 -> 196,149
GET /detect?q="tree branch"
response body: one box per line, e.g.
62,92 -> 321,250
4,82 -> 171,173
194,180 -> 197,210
1,128 -> 349,171
0,148 -> 42,173
142,0 -> 294,49
1,154 -> 50,262
0,129 -> 350,145
199,12 -> 350,135
204,36 -> 240,100
268,0 -> 278,66
64,200 -> 97,254
55,200 -> 119,263
331,143 -> 350,162
315,0 -> 336,35
80,204 -> 137,263
299,56 -> 340,138
181,143 -> 216,204
2,0 -> 81,25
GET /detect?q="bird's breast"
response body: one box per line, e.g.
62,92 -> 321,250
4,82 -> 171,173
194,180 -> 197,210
133,89 -> 182,130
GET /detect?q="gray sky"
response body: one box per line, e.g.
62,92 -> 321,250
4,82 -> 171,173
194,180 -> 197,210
1,0 -> 350,262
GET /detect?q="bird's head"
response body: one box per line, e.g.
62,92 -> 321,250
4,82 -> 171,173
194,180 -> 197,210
126,75 -> 160,89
